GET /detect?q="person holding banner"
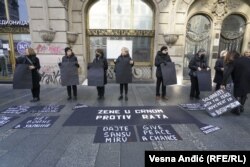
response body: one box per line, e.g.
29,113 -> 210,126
213,50 -> 227,91
188,48 -> 210,100
222,51 -> 250,115
114,47 -> 134,101
59,47 -> 79,100
93,49 -> 108,100
154,46 -> 172,100
22,48 -> 41,102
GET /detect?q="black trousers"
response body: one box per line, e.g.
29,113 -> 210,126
215,83 -> 221,91
120,84 -> 128,95
67,85 -> 77,97
31,85 -> 40,98
97,86 -> 105,97
156,77 -> 166,97
190,76 -> 200,98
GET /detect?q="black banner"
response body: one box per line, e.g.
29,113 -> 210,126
60,62 -> 79,86
13,64 -> 32,89
63,106 -> 203,127
0,116 -> 19,127
201,89 -> 241,117
94,125 -> 137,143
179,103 -> 205,111
160,62 -> 177,86
137,125 -> 182,142
13,116 -> 59,129
145,151 -> 250,167
197,70 -> 212,91
115,60 -> 132,83
29,105 -> 65,113
87,63 -> 104,86
1,105 -> 30,115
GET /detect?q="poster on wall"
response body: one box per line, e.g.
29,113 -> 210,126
16,41 -> 31,55
107,40 -> 133,59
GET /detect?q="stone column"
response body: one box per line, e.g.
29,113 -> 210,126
242,22 -> 250,51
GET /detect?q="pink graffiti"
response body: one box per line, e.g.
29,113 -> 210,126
35,44 -> 64,54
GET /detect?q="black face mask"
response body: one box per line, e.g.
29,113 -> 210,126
200,54 -> 205,59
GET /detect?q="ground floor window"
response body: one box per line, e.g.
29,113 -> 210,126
0,33 -> 31,81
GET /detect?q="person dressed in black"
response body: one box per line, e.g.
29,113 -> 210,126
114,47 -> 134,101
93,49 -> 108,100
59,47 -> 79,100
24,48 -> 41,102
154,46 -> 172,100
188,48 -> 210,100
222,50 -> 250,115
213,50 -> 227,91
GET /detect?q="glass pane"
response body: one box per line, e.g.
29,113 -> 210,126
184,15 -> 211,79
219,15 -> 246,53
0,0 -> 7,20
89,36 -> 151,62
0,34 -> 13,79
222,15 -> 245,34
133,0 -> 153,30
111,0 -> 131,29
89,0 -> 109,29
8,0 -> 29,21
13,34 -> 31,58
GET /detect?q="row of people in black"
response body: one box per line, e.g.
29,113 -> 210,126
17,46 -> 249,116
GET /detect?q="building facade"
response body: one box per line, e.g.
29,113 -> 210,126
0,0 -> 250,84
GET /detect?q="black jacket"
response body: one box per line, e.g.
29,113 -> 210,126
222,56 -> 250,96
188,54 -> 208,77
93,56 -> 108,85
213,58 -> 224,84
16,55 -> 41,88
154,51 -> 172,77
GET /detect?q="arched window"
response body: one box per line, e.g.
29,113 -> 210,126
87,0 -> 155,80
183,14 -> 212,79
219,15 -> 246,53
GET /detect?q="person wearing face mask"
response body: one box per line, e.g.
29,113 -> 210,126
114,47 -> 134,101
59,47 -> 80,100
93,49 -> 108,100
213,50 -> 227,91
154,46 -> 172,100
188,48 -> 210,100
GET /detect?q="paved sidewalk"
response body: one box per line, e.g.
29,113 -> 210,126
0,84 -> 250,167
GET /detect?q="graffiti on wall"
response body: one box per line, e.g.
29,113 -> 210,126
35,44 -> 64,55
39,65 -> 61,85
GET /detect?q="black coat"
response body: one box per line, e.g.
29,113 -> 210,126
154,51 -> 172,78
62,54 -> 79,66
213,58 -> 224,84
17,55 -> 41,88
188,54 -> 208,77
93,56 -> 108,85
223,56 -> 250,96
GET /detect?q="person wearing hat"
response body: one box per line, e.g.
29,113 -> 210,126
188,48 -> 210,100
154,46 -> 172,100
59,47 -> 80,100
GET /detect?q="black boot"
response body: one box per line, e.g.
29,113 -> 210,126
118,95 -> 123,100
240,96 -> 247,113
